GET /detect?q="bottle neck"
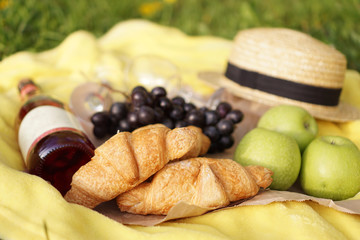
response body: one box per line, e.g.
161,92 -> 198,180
20,83 -> 40,102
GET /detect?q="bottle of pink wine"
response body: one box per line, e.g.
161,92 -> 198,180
16,78 -> 95,196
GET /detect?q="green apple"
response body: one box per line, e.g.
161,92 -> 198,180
300,136 -> 360,200
257,105 -> 318,152
234,127 -> 301,190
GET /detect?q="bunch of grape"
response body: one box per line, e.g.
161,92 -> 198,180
90,86 -> 243,153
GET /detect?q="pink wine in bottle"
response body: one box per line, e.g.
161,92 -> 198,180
16,78 -> 95,196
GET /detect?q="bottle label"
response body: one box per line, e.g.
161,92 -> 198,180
18,105 -> 85,166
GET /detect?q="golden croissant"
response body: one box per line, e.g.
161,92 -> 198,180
64,124 -> 210,208
116,157 -> 273,215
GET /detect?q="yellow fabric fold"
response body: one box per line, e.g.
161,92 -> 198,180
1,19 -> 360,240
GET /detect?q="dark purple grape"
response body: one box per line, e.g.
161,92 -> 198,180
207,142 -> 223,154
184,110 -> 205,128
172,96 -> 185,106
157,97 -> 173,112
110,102 -> 128,120
118,119 -> 132,132
138,105 -> 155,125
146,93 -> 154,107
131,89 -> 148,108
199,106 -> 208,114
175,120 -> 188,128
108,115 -> 120,135
207,143 -> 217,153
184,103 -> 196,113
162,118 -> 175,129
169,104 -> 185,120
203,125 -> 220,142
225,110 -> 244,123
93,125 -> 108,139
204,110 -> 220,126
91,111 -> 110,126
216,119 -> 234,135
218,135 -> 234,149
154,107 -> 165,122
151,86 -> 167,99
127,111 -> 139,129
216,102 -> 232,118
132,85 -> 148,94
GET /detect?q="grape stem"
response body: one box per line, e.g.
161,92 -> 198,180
100,82 -> 130,101
79,70 -> 131,101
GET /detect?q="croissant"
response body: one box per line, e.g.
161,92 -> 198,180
64,124 -> 210,208
116,157 -> 273,215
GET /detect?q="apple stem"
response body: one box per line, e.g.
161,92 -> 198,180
304,122 -> 310,130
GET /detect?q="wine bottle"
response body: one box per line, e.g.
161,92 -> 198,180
16,78 -> 95,196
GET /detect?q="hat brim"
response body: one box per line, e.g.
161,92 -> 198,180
220,76 -> 360,122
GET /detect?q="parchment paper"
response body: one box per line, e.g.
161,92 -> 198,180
94,92 -> 360,226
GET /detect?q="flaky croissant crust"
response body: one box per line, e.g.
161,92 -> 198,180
64,124 -> 210,208
116,157 -> 273,215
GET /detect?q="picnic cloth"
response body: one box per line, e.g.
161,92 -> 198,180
1,19 -> 360,240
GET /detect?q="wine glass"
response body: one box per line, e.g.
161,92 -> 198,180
124,54 -> 182,97
69,65 -> 128,147
197,70 -> 227,109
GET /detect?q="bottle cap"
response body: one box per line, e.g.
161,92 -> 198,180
18,78 -> 39,100
18,78 -> 36,91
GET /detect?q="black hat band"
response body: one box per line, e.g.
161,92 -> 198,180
225,62 -> 342,107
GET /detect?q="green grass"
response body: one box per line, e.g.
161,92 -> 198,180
1,0 -> 360,70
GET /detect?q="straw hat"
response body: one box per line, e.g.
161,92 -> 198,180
220,27 -> 360,122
